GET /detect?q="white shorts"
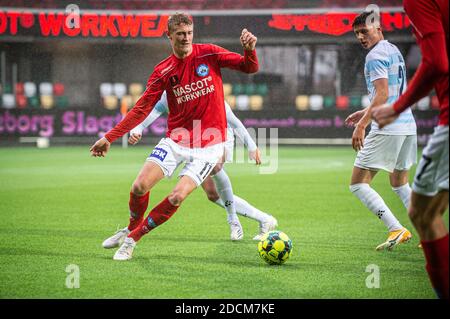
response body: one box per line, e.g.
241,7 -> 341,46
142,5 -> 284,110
413,125 -> 449,196
354,131 -> 417,173
146,138 -> 225,187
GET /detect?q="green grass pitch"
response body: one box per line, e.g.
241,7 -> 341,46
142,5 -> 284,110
0,145 -> 447,298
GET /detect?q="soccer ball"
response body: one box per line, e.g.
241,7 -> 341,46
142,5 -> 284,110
258,230 -> 293,265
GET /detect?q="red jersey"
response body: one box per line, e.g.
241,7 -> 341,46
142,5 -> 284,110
393,0 -> 449,125
105,44 -> 259,147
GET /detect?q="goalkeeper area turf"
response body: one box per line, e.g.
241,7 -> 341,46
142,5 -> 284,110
0,146 -> 447,298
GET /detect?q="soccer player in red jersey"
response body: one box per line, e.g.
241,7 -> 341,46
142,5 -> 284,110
89,13 -> 259,261
372,0 -> 449,299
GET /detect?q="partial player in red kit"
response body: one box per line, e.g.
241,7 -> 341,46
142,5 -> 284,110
89,13 -> 259,261
372,0 -> 449,299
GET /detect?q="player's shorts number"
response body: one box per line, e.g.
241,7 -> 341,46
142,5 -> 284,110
416,155 -> 432,181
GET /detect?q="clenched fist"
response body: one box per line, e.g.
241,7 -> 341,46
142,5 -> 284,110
240,29 -> 257,51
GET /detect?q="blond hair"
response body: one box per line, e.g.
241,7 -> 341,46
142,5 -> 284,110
167,13 -> 193,34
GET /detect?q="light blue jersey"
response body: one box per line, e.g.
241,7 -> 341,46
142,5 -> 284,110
365,40 -> 416,135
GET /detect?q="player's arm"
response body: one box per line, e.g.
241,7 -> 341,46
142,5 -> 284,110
128,105 -> 165,145
129,96 -> 168,145
213,29 -> 259,74
225,103 -> 261,165
345,109 -> 367,127
90,72 -> 165,157
352,78 -> 388,151
372,0 -> 448,127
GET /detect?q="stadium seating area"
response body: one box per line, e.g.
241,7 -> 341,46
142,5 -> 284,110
294,94 -> 440,111
0,80 -> 438,112
99,82 -> 144,111
95,81 -> 439,112
0,82 -> 69,109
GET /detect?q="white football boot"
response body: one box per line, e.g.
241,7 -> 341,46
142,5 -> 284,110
102,227 -> 130,249
253,216 -> 278,241
229,220 -> 244,241
113,237 -> 136,261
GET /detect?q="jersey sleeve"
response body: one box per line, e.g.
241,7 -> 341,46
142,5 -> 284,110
225,103 -> 257,151
366,54 -> 389,83
104,70 -> 165,143
393,0 -> 449,113
209,44 -> 259,74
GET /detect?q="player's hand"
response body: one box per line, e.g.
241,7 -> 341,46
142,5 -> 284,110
128,133 -> 142,145
371,103 -> 399,129
240,29 -> 257,51
352,125 -> 366,152
90,137 -> 110,157
345,110 -> 366,127
249,148 -> 262,165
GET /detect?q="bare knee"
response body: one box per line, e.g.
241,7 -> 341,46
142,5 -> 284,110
408,205 -> 423,227
390,170 -> 409,188
206,191 -> 220,203
168,189 -> 188,206
131,179 -> 149,196
409,192 -> 449,229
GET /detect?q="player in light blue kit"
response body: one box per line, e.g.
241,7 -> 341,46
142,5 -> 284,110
125,91 -> 277,241
345,11 -> 417,251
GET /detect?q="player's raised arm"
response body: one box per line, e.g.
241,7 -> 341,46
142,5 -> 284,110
212,30 -> 259,74
240,28 -> 257,51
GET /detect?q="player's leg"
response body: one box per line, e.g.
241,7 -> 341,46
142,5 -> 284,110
351,167 -> 410,250
210,161 -> 243,240
113,175 -> 197,261
408,126 -> 449,299
390,134 -> 417,210
409,191 -> 449,299
103,138 -> 178,254
102,161 -> 165,249
409,191 -> 448,240
130,175 -> 197,242
210,161 -> 239,224
128,161 -> 165,230
202,174 -> 277,240
113,141 -> 224,260
350,167 -> 405,231
390,170 -> 412,210
350,133 -> 411,250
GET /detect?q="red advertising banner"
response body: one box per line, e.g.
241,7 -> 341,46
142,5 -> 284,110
0,9 -> 411,41
268,12 -> 411,36
0,10 -> 169,38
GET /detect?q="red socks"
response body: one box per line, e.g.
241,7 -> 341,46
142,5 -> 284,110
127,192 -> 150,231
421,233 -> 449,299
128,197 -> 179,242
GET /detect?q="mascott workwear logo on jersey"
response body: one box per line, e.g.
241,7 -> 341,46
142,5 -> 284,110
172,76 -> 215,104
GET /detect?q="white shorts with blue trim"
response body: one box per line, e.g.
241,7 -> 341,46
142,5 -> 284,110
146,138 -> 225,187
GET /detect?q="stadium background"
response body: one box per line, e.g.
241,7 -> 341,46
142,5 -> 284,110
0,0 -> 446,301
0,0 -> 439,147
